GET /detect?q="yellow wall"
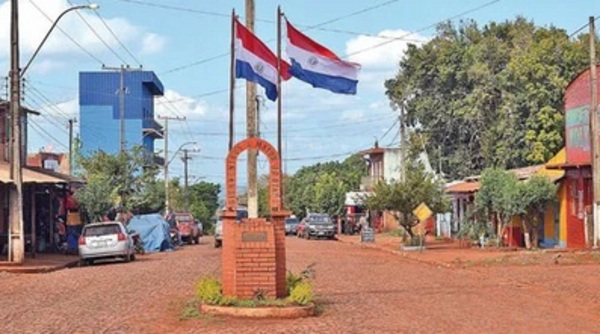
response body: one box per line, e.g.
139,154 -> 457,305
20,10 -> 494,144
559,182 -> 567,246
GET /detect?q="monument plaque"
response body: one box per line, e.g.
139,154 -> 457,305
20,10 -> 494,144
361,227 -> 375,243
242,231 -> 268,242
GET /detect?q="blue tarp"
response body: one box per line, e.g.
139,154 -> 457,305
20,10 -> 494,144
127,213 -> 172,252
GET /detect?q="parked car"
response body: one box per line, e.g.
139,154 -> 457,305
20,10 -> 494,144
285,216 -> 300,235
214,206 -> 248,248
78,221 -> 135,265
214,220 -> 223,248
168,212 -> 200,245
297,213 -> 336,240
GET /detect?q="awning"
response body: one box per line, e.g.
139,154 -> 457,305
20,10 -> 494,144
0,163 -> 79,184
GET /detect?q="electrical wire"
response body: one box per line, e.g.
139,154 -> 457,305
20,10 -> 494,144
85,0 -> 143,66
67,0 -> 129,64
568,15 -> 599,39
28,0 -> 105,65
29,118 -> 69,150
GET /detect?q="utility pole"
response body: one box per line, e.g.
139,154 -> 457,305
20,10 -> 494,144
9,0 -> 24,263
68,118 -> 77,175
159,115 -> 185,215
590,16 -> 599,248
102,65 -> 142,153
246,0 -> 258,218
181,148 -> 192,212
399,100 -> 407,182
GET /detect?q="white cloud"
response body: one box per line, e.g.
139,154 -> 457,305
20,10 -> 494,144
0,0 -> 167,73
345,30 -> 429,94
140,33 -> 166,55
155,89 -> 209,119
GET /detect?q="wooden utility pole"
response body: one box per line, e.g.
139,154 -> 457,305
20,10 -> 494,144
229,9 -> 236,150
590,16 -> 599,248
159,115 -> 185,215
68,118 -> 77,175
9,0 -> 24,263
246,0 -> 258,218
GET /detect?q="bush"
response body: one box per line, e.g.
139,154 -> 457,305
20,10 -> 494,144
195,276 -> 223,304
286,271 -> 304,295
288,281 -> 314,305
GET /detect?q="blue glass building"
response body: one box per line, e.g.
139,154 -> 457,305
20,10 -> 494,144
78,70 -> 164,156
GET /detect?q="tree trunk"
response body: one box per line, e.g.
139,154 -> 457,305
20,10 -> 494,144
522,218 -> 532,250
496,213 -> 503,247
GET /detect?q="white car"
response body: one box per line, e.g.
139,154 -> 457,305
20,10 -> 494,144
78,221 -> 135,265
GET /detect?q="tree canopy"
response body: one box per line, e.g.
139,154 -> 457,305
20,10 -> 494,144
385,17 -> 595,180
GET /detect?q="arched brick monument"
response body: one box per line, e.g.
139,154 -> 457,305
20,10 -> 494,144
221,137 -> 290,299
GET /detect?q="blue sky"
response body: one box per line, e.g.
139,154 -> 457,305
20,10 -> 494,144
0,0 -> 598,186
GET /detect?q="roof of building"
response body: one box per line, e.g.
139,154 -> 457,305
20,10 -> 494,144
0,163 -> 81,184
447,148 -> 566,194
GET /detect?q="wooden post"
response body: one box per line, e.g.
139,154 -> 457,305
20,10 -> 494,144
246,0 -> 258,219
590,16 -> 599,248
229,9 -> 236,150
31,185 -> 36,258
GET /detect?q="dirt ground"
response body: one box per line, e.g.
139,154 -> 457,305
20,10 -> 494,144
1,236 -> 600,333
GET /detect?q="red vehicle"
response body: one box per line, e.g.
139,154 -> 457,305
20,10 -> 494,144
168,213 -> 200,245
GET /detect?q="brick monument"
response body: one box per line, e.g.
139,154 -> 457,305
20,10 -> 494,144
221,138 -> 289,299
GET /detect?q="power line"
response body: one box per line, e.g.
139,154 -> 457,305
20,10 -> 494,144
85,0 -> 143,66
29,119 -> 69,151
569,15 -> 600,38
28,0 -> 105,65
67,0 -> 129,64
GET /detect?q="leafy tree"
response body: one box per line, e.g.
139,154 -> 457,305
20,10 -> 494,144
365,161 -> 447,239
74,146 -> 162,221
386,17 -> 595,180
516,175 -> 557,249
188,181 -> 221,231
283,155 -> 367,219
474,168 -> 521,245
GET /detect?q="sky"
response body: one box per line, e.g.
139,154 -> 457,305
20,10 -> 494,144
0,0 -> 598,187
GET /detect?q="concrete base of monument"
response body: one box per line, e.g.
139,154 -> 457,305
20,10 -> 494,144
200,303 -> 315,318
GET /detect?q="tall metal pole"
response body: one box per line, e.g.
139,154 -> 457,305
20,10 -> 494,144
229,9 -> 236,150
246,0 -> 258,218
159,115 -> 185,215
182,149 -> 191,212
68,118 -> 75,175
589,16 -> 599,248
9,0 -> 24,263
277,6 -> 283,207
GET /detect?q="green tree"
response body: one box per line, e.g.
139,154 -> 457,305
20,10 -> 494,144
365,161 -> 447,239
188,181 -> 221,231
386,17 -> 594,180
516,175 -> 557,249
474,168 -> 521,246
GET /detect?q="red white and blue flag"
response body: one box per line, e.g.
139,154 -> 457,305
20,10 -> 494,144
235,18 -> 290,101
286,20 -> 360,95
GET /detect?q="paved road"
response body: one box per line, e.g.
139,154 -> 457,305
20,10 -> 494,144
1,237 -> 600,333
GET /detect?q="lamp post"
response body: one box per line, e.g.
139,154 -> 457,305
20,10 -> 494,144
8,2 -> 98,263
164,141 -> 197,215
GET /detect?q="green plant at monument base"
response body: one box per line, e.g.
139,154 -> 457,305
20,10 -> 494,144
288,281 -> 314,306
195,276 -> 223,304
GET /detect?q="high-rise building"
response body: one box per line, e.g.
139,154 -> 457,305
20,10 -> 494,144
78,70 -> 164,156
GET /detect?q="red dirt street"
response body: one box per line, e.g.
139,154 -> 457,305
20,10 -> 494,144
1,237 -> 600,333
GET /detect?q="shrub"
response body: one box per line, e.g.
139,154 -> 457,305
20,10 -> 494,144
195,276 -> 223,304
286,271 -> 304,295
288,281 -> 314,305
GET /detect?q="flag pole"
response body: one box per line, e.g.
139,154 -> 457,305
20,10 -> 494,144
229,9 -> 236,150
277,6 -> 283,206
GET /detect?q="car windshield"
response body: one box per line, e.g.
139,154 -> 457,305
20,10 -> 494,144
237,209 -> 248,221
285,218 -> 298,225
84,224 -> 121,237
309,215 -> 331,224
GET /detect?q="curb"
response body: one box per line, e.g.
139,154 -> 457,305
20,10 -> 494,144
200,303 -> 315,319
0,259 -> 80,274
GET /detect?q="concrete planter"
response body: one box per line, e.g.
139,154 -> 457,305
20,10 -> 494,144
401,245 -> 426,252
200,303 -> 314,319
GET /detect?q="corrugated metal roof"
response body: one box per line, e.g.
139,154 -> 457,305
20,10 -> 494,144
446,181 -> 480,193
0,163 -> 76,184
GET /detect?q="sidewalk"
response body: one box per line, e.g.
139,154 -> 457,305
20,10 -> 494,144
336,234 -> 600,267
0,253 -> 80,274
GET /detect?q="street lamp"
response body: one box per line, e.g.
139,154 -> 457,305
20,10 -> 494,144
165,141 -> 198,215
21,4 -> 99,78
8,2 -> 98,263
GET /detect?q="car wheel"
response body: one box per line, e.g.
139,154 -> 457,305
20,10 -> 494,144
195,236 -> 200,244
214,240 -> 222,248
124,253 -> 131,263
130,253 -> 136,261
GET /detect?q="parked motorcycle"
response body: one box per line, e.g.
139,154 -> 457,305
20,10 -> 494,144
130,232 -> 145,255
170,228 -> 181,248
